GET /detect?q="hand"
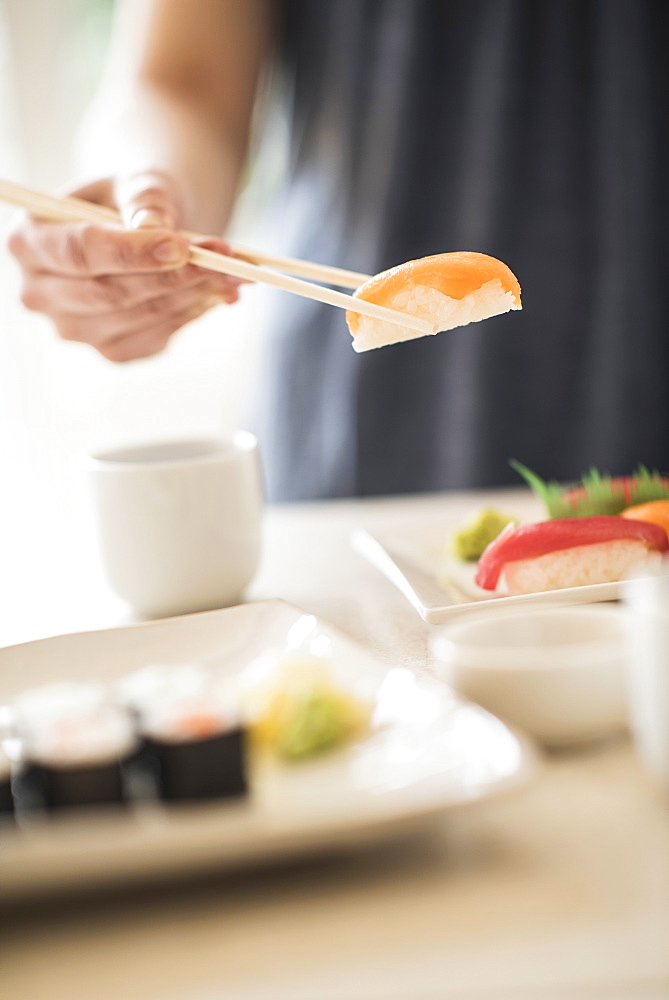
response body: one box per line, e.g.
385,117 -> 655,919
7,171 -> 242,362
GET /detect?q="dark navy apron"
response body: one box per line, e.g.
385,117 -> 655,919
254,0 -> 668,501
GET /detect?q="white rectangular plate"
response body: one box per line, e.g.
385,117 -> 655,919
0,600 -> 535,899
352,520 -> 620,625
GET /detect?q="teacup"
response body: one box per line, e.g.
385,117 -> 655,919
88,433 -> 263,618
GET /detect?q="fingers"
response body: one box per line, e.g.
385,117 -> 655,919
97,302 -> 214,363
19,264 -> 238,315
50,282 -> 230,346
63,178 -> 116,206
6,171 -> 243,363
8,218 -> 244,292
114,170 -> 187,230
191,236 -> 251,291
8,220 -> 190,277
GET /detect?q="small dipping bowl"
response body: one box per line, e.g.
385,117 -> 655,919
430,606 -> 627,747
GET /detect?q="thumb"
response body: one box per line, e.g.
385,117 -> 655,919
114,171 -> 186,230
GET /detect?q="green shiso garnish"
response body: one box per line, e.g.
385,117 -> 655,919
510,459 -> 669,518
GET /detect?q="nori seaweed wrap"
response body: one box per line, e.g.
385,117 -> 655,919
138,726 -> 246,802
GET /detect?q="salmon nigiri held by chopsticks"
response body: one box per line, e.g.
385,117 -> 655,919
346,251 -> 522,352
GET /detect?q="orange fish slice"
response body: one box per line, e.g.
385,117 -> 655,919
621,500 -> 669,539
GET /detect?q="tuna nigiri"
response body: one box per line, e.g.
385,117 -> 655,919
475,516 -> 668,595
346,251 -> 521,352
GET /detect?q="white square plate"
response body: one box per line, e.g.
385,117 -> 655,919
0,600 -> 535,899
352,520 -> 620,625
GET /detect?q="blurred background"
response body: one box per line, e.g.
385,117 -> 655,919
0,0 -> 278,640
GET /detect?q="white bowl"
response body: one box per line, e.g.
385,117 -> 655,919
430,606 -> 628,747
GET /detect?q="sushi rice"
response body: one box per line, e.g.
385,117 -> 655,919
352,279 -> 518,352
500,540 -> 663,596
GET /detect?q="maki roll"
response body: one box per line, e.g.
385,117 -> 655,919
118,664 -> 247,803
475,516 -> 668,596
10,683 -> 138,813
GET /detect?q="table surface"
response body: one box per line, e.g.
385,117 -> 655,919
2,490 -> 669,1000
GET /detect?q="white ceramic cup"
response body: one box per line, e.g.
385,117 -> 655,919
624,566 -> 669,795
88,433 -> 263,619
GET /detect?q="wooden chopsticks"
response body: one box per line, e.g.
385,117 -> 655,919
0,179 -> 437,336
227,243 -> 370,290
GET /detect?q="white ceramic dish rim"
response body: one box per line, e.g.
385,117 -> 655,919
352,526 -> 622,625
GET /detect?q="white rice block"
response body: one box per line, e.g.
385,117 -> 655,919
118,663 -> 238,741
12,682 -> 136,767
141,698 -> 232,742
117,663 -> 211,716
13,682 -> 108,722
352,278 -> 518,352
501,540 -> 663,596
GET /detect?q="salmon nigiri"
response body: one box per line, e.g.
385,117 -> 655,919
345,251 -> 521,352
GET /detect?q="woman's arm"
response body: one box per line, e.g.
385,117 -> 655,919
8,0 -> 275,362
78,0 -> 274,231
